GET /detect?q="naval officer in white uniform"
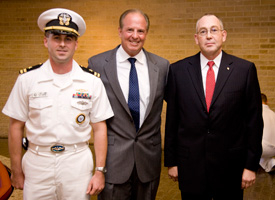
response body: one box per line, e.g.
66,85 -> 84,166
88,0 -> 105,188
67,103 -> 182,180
2,8 -> 113,200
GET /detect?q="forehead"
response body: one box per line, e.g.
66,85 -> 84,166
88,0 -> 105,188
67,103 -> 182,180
49,32 -> 77,39
123,12 -> 147,27
197,15 -> 221,29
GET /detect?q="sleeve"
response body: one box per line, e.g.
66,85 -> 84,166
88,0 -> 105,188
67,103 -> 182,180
89,77 -> 114,123
2,75 -> 29,122
164,64 -> 179,167
244,62 -> 263,171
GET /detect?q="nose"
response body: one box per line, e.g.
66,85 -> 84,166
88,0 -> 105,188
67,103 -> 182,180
59,39 -> 65,46
206,30 -> 212,39
132,30 -> 138,39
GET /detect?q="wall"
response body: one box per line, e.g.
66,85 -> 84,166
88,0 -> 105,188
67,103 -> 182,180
0,0 -> 274,147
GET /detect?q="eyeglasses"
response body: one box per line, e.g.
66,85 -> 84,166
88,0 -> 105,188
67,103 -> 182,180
197,27 -> 223,36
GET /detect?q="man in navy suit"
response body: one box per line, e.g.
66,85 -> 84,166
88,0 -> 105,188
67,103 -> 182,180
164,14 -> 263,200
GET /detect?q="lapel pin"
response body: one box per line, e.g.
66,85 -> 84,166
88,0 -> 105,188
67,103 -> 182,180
227,67 -> 230,70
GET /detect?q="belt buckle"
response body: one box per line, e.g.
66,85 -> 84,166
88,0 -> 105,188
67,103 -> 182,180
51,144 -> 65,153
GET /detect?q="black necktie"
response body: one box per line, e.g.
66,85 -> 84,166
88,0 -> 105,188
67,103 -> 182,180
128,58 -> 139,132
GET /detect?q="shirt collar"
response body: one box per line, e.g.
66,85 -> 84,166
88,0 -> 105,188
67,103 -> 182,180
70,60 -> 86,81
117,45 -> 145,65
200,51 -> 223,70
38,59 -> 83,82
38,60 -> 54,82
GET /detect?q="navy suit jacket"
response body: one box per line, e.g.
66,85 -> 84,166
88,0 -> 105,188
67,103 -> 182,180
164,51 -> 263,193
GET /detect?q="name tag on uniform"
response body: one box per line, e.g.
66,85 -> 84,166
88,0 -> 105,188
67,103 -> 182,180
31,92 -> 48,98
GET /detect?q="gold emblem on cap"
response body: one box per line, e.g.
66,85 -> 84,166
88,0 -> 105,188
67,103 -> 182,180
58,13 -> 71,26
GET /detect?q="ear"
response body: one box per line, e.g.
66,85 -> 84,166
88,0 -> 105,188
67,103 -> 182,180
43,36 -> 48,48
118,27 -> 122,38
194,34 -> 199,45
75,40 -> 78,50
222,30 -> 227,42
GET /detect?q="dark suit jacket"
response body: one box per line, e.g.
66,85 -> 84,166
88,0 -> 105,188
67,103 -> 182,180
164,51 -> 263,193
88,46 -> 169,184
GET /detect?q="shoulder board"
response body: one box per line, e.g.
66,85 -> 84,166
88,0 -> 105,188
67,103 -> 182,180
80,65 -> 100,78
19,63 -> 43,74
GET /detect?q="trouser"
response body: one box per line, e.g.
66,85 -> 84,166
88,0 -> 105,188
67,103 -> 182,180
22,143 -> 93,200
98,165 -> 160,200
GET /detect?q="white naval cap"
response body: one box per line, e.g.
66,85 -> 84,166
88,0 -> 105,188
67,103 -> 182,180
37,8 -> 86,37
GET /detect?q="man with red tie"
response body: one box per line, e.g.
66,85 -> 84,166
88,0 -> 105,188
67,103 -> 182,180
164,14 -> 263,200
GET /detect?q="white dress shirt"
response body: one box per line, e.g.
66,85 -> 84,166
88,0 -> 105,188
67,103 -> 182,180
116,46 -> 150,127
200,52 -> 222,95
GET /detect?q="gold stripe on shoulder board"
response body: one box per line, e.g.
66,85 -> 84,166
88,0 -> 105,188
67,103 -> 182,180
80,65 -> 100,78
19,63 -> 43,74
94,71 -> 100,78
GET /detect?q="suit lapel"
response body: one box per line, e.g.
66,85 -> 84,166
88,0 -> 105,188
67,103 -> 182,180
143,50 -> 159,121
187,53 -> 207,109
211,51 -> 234,107
103,48 -> 132,116
103,48 -> 161,129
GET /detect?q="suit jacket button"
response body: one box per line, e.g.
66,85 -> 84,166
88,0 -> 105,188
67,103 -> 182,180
135,138 -> 138,142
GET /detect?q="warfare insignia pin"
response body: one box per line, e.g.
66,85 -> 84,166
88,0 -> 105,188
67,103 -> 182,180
77,100 -> 88,105
76,113 -> 86,124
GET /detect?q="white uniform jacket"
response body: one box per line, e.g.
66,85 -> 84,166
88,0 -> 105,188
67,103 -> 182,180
2,59 -> 114,145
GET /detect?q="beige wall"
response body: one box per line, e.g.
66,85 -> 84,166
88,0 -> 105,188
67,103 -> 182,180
0,0 -> 274,147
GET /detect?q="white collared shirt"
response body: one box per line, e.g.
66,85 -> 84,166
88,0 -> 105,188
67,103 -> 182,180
116,46 -> 150,127
200,51 -> 222,95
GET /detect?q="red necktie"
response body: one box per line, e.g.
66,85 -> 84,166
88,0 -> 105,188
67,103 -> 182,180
205,61 -> 215,112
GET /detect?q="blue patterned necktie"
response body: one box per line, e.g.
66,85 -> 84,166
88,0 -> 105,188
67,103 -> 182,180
128,58 -> 140,132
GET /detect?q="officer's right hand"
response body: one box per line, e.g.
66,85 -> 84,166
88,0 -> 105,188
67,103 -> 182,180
11,171 -> 24,189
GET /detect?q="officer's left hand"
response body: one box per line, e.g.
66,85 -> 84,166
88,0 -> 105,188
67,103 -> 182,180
86,171 -> 105,196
